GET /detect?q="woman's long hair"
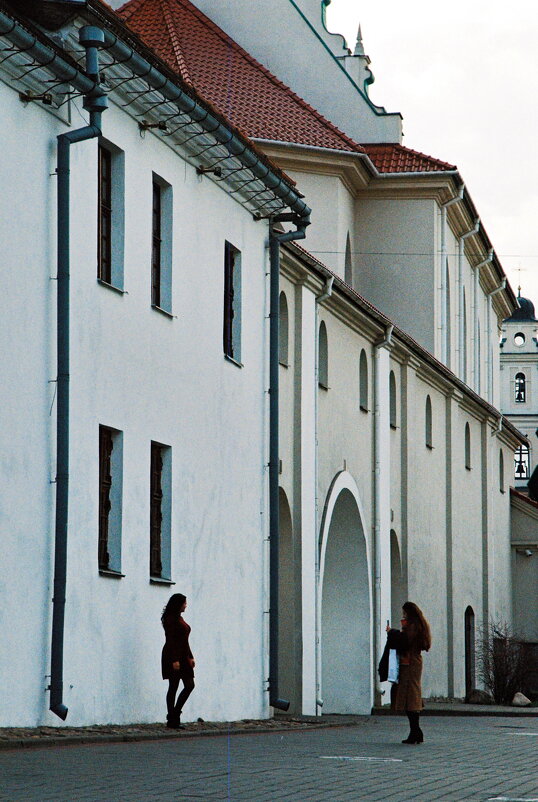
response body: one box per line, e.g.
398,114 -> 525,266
161,593 -> 187,627
403,601 -> 431,652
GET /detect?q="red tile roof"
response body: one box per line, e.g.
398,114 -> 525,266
117,0 -> 365,153
363,143 -> 456,173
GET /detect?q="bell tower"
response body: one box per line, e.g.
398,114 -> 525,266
500,289 -> 538,490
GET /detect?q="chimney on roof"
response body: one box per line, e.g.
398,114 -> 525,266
341,25 -> 375,98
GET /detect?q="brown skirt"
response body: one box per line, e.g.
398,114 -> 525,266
391,653 -> 424,712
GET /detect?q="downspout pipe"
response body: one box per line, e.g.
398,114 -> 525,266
268,214 -> 311,711
100,31 -> 309,222
50,26 -> 108,721
373,323 -> 393,703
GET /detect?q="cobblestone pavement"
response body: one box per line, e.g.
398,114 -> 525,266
1,715 -> 538,801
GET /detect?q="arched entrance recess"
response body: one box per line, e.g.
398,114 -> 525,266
278,488 -> 300,712
319,472 -> 372,714
390,530 -> 405,626
464,606 -> 476,698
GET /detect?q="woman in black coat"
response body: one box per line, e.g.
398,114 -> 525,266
161,593 -> 195,728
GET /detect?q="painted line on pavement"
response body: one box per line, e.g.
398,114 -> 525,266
487,797 -> 538,801
320,756 -> 403,763
506,732 -> 538,736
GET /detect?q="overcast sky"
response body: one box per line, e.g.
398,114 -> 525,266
327,0 -> 538,309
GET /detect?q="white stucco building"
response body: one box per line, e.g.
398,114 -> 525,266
1,0 -> 526,728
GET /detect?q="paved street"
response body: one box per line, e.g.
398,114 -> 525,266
1,715 -> 538,801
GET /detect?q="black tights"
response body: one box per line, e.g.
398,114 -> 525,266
166,674 -> 195,720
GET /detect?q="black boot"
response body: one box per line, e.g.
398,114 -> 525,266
402,712 -> 422,744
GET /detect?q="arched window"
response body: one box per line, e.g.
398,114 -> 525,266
514,443 -> 530,481
425,395 -> 432,448
462,288 -> 467,383
359,349 -> 368,411
465,422 -> 471,470
345,232 -> 352,286
446,266 -> 451,367
318,321 -> 328,389
499,449 -> 505,493
464,606 -> 476,697
279,291 -> 289,366
477,320 -> 481,395
389,371 -> 397,429
515,372 -> 526,403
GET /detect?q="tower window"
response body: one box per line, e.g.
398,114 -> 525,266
515,372 -> 526,403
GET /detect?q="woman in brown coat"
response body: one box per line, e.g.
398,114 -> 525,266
386,601 -> 431,744
161,593 -> 195,728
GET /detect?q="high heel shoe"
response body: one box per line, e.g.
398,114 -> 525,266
401,732 -> 423,744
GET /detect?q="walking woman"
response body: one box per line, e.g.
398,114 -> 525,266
386,601 -> 431,744
161,593 -> 195,728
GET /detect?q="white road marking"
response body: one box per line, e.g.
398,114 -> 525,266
506,732 -> 538,736
488,797 -> 538,801
319,756 -> 403,762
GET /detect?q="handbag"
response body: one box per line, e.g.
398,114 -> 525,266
387,648 -> 399,683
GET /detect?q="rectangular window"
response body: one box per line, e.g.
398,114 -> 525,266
98,426 -> 123,575
223,241 -> 242,363
150,442 -> 172,580
97,141 -> 124,289
151,175 -> 173,313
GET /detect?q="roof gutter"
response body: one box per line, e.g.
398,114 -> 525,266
0,9 -> 95,94
99,30 -> 310,226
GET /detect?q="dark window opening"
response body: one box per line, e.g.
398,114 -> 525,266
98,426 -> 113,570
98,145 -> 112,283
150,443 -> 164,577
515,372 -> 526,403
223,241 -> 235,359
151,181 -> 162,308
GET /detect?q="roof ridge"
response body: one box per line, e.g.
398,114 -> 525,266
161,0 -> 193,84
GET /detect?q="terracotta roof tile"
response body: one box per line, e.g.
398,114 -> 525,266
116,0 -> 365,153
363,143 -> 456,173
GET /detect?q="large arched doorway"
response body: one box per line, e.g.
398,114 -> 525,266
320,478 -> 371,713
278,488 -> 300,712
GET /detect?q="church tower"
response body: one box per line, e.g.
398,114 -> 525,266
500,290 -> 538,491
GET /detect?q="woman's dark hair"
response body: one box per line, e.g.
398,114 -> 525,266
403,601 -> 431,652
161,593 -> 187,627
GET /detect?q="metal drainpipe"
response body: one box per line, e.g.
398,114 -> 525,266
373,322 -> 393,702
49,26 -> 108,721
268,215 -> 310,711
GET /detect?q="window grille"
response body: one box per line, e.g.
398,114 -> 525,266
151,181 -> 162,308
98,427 -> 113,570
150,443 -> 164,577
223,241 -> 235,359
98,145 -> 112,283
